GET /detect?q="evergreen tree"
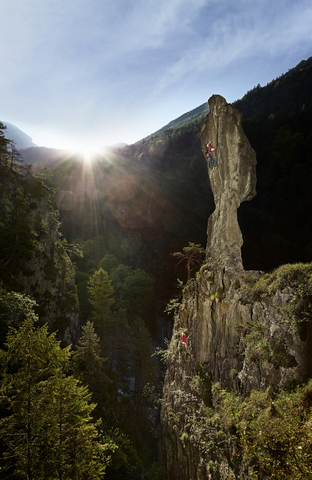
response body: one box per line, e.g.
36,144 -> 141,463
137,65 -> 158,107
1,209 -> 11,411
87,268 -> 115,337
40,375 -> 105,480
0,317 -> 107,479
109,265 -> 155,326
172,242 -> 206,281
72,321 -> 111,419
0,122 -> 10,166
119,269 -> 155,326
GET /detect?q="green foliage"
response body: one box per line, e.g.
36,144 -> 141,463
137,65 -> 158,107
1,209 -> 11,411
241,320 -> 271,363
153,338 -> 171,364
0,291 -> 38,321
81,236 -> 108,271
0,186 -> 39,278
87,267 -> 115,332
144,462 -> 167,480
235,382 -> 312,479
176,379 -> 312,479
0,318 -> 107,479
241,263 -> 312,300
107,264 -> 156,327
240,263 -> 312,327
164,297 -> 181,316
240,320 -> 297,368
100,428 -> 143,480
72,321 -> 111,418
236,60 -> 312,271
119,269 -> 155,325
172,242 -> 206,281
0,291 -> 38,346
0,122 -> 10,166
232,279 -> 241,290
75,270 -> 92,323
109,264 -> 133,292
77,263 -> 162,469
99,253 -> 119,272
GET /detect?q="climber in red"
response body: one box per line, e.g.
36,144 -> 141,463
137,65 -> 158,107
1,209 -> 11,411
182,332 -> 189,353
207,141 -> 216,167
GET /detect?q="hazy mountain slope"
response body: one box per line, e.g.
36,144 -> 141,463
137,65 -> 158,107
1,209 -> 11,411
2,121 -> 37,150
20,146 -> 70,167
143,102 -> 209,140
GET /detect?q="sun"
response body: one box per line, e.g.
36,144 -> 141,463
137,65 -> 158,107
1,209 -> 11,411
82,146 -> 102,157
71,144 -> 104,163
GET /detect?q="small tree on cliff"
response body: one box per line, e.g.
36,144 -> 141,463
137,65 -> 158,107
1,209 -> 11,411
172,242 -> 206,281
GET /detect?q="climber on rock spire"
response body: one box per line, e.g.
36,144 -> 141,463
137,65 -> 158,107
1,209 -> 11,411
207,141 -> 216,167
182,332 -> 190,353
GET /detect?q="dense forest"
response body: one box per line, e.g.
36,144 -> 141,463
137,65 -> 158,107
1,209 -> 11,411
0,123 -> 166,479
0,55 -> 312,478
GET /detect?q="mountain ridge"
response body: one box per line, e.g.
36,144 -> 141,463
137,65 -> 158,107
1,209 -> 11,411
2,121 -> 37,150
3,56 -> 312,154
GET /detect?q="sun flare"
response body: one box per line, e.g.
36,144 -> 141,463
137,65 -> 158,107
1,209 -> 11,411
75,145 -> 102,159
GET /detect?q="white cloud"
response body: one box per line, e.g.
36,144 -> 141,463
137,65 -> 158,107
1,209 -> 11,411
1,0 -> 311,147
153,0 -> 312,93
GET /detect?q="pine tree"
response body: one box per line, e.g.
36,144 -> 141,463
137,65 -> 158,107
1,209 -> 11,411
87,268 -> 115,336
172,242 -> 206,281
0,122 -> 10,167
0,317 -> 107,479
0,318 -> 70,478
72,321 -> 111,419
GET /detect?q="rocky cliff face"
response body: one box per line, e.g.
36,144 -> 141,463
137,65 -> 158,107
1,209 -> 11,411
161,96 -> 312,479
0,169 -> 79,343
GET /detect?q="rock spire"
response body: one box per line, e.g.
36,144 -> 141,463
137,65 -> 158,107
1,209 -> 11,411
200,94 -> 257,269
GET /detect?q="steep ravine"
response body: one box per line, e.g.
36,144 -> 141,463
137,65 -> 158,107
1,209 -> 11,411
160,96 -> 312,479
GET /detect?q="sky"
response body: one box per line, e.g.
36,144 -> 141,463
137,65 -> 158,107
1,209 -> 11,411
1,0 -> 312,151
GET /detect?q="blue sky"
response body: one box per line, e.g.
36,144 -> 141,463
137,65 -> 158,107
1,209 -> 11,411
1,0 -> 312,150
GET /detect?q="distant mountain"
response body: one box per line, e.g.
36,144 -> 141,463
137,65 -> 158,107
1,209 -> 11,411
20,147 -> 68,167
142,103 -> 209,140
106,142 -> 127,150
2,121 -> 37,150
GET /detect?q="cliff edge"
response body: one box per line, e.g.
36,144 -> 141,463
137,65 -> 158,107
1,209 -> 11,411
161,96 -> 312,479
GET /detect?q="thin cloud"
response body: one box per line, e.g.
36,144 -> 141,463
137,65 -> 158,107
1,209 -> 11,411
0,0 -> 311,148
154,0 -> 312,93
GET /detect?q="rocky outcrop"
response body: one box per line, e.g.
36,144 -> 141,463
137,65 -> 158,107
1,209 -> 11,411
201,95 -> 257,270
161,96 -> 311,479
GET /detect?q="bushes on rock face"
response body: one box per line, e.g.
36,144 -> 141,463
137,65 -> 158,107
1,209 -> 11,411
177,380 -> 312,479
229,381 -> 312,479
241,263 -> 312,300
239,321 -> 297,369
240,263 -> 312,327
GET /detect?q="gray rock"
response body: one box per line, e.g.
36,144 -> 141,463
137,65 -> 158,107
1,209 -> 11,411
200,95 -> 257,269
